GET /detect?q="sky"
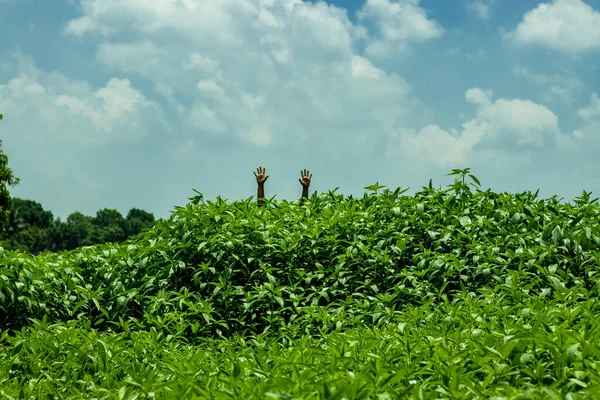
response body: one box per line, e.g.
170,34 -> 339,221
0,0 -> 599,221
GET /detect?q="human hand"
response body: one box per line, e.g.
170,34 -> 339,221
254,166 -> 269,185
299,169 -> 312,188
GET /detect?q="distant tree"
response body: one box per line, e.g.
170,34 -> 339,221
4,198 -> 54,254
65,212 -> 95,249
0,115 -> 21,234
93,208 -> 126,243
9,198 -> 54,230
124,208 -> 155,237
46,218 -> 69,252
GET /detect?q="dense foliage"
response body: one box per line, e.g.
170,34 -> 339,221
0,198 -> 156,255
0,136 -> 20,234
1,170 -> 600,398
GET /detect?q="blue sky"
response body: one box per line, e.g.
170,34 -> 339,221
1,0 -> 600,220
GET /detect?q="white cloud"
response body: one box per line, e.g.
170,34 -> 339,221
241,126 -> 272,147
154,82 -> 185,115
387,123 -> 487,168
577,93 -> 600,120
357,0 -> 444,58
467,88 -> 560,146
197,80 -> 227,100
60,0 -> 576,174
0,57 -> 161,145
509,0 -> 600,53
466,0 -> 493,21
386,87 -> 565,168
183,53 -> 220,71
96,41 -> 164,75
512,65 -> 582,104
186,105 -> 226,134
65,15 -> 100,37
465,87 -> 492,105
570,93 -> 600,142
351,55 -> 382,79
63,0 -> 419,156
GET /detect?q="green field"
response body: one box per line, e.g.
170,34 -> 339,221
2,171 -> 600,399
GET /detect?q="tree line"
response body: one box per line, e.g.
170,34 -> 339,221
1,198 -> 156,255
0,112 -> 156,255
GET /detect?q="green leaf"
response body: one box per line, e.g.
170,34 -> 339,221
552,225 -> 563,245
468,174 -> 481,187
459,216 -> 472,226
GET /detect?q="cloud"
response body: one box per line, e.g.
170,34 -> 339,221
466,0 -> 493,21
60,1 -> 580,174
571,93 -> 600,141
509,0 -> 600,53
512,65 -> 582,104
386,123 -> 488,168
96,41 -> 164,76
385,87 -> 567,168
465,87 -> 492,105
62,0 -> 422,157
196,80 -> 227,100
0,54 -> 162,146
356,0 -> 444,58
351,55 -> 382,79
466,87 -> 560,146
577,93 -> 600,121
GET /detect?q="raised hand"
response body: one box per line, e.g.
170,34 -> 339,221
299,169 -> 312,205
254,166 -> 268,207
298,169 -> 312,188
254,166 -> 269,185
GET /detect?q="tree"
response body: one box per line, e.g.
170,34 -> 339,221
93,208 -> 126,243
46,218 -> 69,252
4,198 -> 54,254
0,114 -> 21,234
125,208 -> 155,237
65,212 -> 95,249
9,198 -> 54,230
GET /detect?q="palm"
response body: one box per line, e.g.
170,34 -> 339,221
299,169 -> 312,187
254,166 -> 269,184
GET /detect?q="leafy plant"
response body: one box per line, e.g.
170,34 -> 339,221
2,169 -> 600,398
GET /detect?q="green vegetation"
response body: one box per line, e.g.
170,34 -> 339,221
1,169 -> 600,398
0,136 -> 20,235
1,199 -> 156,255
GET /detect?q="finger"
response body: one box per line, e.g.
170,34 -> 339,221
265,175 -> 269,181
309,173 -> 312,179
299,178 -> 302,184
253,171 -> 257,177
